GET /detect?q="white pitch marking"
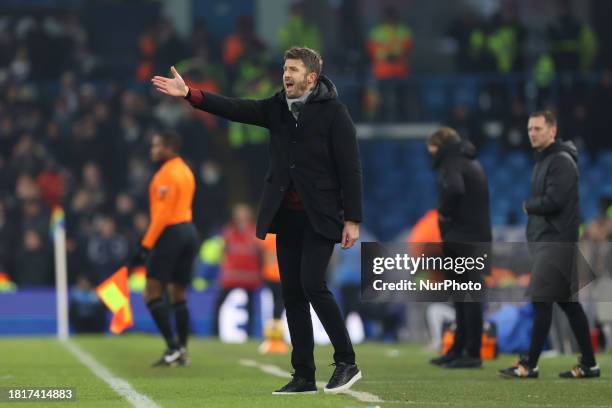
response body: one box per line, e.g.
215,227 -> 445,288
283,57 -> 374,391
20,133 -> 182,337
63,341 -> 160,408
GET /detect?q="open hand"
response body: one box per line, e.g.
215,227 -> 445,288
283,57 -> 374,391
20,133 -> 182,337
151,66 -> 189,97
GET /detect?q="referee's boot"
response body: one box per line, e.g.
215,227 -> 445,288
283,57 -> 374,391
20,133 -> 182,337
324,362 -> 362,394
272,375 -> 317,395
559,357 -> 600,379
152,348 -> 182,367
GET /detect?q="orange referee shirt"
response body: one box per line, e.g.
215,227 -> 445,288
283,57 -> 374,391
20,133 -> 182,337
141,157 -> 195,249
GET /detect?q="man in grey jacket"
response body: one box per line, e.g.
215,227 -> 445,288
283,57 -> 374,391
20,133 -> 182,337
500,110 -> 600,379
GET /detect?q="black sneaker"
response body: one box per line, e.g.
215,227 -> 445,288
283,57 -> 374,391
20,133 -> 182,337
272,375 -> 317,395
430,352 -> 459,366
559,357 -> 600,379
152,348 -> 182,367
499,358 -> 539,379
323,362 -> 362,394
443,356 -> 482,369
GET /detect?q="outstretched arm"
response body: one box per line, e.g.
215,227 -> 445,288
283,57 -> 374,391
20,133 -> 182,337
152,66 -> 271,129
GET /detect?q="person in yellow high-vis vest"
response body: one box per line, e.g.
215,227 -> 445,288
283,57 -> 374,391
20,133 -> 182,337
366,6 -> 413,122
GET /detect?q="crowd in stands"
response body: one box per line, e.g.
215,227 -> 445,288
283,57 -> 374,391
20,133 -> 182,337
0,1 -> 610,302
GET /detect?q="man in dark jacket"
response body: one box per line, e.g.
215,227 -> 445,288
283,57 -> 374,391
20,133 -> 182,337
426,127 -> 492,369
152,47 -> 362,394
500,110 -> 600,379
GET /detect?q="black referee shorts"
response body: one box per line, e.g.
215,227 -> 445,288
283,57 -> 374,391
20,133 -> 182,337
147,222 -> 198,287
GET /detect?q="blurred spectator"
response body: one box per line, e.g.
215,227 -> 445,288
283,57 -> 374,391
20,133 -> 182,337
36,158 -> 65,209
222,15 -> 269,106
85,215 -> 129,284
70,112 -> 105,169
136,17 -> 188,81
153,18 -> 188,74
15,228 -> 52,286
445,10 -> 489,73
42,121 -> 68,165
228,66 -> 275,203
366,5 -> 413,121
126,157 -> 151,198
114,192 -> 136,234
547,0 -> 598,74
175,45 -> 227,133
80,162 -> 106,210
10,133 -> 46,175
188,20 -> 215,58
15,173 -> 40,202
447,104 -> 484,149
485,5 -> 526,74
213,204 -> 262,337
69,275 -> 107,333
223,15 -> 267,71
277,2 -> 322,54
21,199 -> 50,246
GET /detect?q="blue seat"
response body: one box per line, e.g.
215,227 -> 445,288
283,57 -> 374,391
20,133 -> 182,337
596,150 -> 612,170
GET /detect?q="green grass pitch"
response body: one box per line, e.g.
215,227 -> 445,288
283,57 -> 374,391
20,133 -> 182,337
1,335 -> 611,407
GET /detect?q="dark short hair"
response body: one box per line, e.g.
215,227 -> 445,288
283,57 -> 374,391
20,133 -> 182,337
427,127 -> 461,147
529,110 -> 557,127
155,130 -> 182,152
284,47 -> 323,77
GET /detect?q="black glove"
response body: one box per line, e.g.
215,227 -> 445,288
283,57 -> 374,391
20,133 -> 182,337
128,245 -> 150,268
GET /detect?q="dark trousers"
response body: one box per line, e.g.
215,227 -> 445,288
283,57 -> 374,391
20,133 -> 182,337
527,301 -> 596,368
449,301 -> 483,358
267,281 -> 284,319
275,208 -> 355,381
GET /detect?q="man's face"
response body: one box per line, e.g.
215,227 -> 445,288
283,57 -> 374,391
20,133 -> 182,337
283,58 -> 316,98
427,144 -> 439,156
151,134 -> 169,163
527,116 -> 556,151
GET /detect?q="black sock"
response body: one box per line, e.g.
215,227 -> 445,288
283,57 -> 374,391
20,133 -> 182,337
527,302 -> 553,368
147,298 -> 177,350
173,300 -> 189,349
558,302 -> 597,367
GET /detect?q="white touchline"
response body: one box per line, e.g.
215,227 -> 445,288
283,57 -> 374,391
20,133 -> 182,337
63,341 -> 161,408
239,359 -> 383,403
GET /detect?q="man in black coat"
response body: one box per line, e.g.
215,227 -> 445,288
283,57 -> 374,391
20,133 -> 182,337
500,110 -> 600,379
152,47 -> 362,394
426,127 -> 492,369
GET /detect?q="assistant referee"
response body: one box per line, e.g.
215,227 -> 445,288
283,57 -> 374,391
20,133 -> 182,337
129,130 -> 198,367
